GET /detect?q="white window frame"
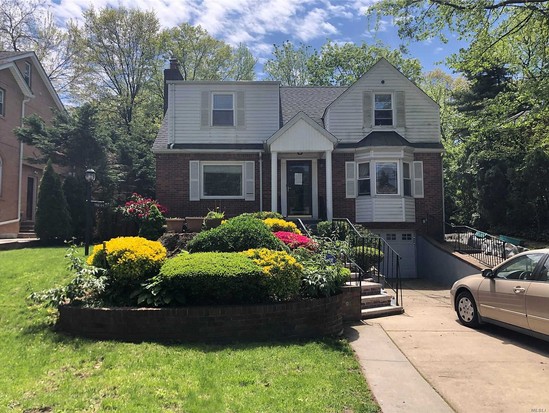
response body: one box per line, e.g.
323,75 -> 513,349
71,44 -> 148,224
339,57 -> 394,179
373,92 -> 394,127
0,87 -> 4,117
201,161 -> 244,199
211,93 -> 235,127
23,61 -> 32,87
374,161 -> 399,196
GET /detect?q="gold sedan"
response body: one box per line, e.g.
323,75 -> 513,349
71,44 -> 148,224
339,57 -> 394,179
450,249 -> 549,341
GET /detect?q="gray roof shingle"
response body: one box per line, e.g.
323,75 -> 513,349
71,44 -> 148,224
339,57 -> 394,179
280,86 -> 346,126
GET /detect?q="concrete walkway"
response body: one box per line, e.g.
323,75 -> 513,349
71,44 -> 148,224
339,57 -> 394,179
348,279 -> 549,413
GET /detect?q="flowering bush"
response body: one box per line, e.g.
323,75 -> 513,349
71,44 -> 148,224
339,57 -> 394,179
87,236 -> 166,282
263,218 -> 301,234
274,231 -> 317,250
119,193 -> 167,221
242,248 -> 303,301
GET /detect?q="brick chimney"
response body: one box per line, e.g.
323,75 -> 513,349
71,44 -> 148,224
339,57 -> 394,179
164,57 -> 184,114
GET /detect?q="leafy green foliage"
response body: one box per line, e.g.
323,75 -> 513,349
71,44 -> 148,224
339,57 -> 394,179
238,211 -> 284,220
264,41 -> 312,86
187,216 -> 284,253
142,252 -> 267,305
35,160 -> 71,242
29,243 -> 107,308
138,204 -> 166,240
352,246 -> 384,272
316,221 -> 350,241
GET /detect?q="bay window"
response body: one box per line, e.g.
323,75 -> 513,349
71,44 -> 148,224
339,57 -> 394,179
357,162 -> 371,195
375,162 -> 398,194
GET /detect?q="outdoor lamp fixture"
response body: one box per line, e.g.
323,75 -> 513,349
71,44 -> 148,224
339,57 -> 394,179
84,169 -> 96,256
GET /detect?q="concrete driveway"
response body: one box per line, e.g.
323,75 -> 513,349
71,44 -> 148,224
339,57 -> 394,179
358,279 -> 549,413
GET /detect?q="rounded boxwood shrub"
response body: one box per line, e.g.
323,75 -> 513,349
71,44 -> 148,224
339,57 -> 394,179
263,218 -> 301,234
146,252 -> 267,305
242,248 -> 303,301
187,216 -> 283,253
238,211 -> 284,220
352,246 -> 384,271
87,236 -> 167,304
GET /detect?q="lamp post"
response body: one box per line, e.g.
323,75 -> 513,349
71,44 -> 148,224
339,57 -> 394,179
84,169 -> 96,255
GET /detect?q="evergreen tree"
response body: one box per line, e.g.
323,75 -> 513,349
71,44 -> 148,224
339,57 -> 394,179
35,160 -> 71,241
62,175 -> 86,239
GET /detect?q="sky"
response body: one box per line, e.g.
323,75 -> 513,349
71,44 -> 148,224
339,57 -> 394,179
47,0 -> 468,77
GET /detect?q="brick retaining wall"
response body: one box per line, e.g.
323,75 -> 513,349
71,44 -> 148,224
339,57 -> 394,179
57,294 -> 344,343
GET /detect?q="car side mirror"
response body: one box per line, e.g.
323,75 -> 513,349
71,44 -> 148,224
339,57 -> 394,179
482,268 -> 494,278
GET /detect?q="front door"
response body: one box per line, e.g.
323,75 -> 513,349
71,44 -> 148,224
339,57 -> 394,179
287,160 -> 312,216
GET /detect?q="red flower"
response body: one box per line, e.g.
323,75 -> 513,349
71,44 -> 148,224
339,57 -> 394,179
274,231 -> 317,250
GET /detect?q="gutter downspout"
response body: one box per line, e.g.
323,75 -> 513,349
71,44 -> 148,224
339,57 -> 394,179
258,151 -> 263,212
18,97 -> 31,228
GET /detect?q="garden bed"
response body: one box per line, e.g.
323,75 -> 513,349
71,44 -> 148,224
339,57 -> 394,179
56,294 -> 344,343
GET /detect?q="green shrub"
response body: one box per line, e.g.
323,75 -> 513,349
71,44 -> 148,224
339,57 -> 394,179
316,221 -> 349,240
238,211 -> 284,220
138,204 -> 166,240
242,248 -> 303,301
352,246 -> 384,271
87,236 -> 167,304
140,252 -> 266,306
187,216 -> 283,252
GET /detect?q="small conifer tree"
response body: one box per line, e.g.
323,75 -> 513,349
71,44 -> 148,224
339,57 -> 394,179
35,160 -> 71,241
138,204 -> 166,240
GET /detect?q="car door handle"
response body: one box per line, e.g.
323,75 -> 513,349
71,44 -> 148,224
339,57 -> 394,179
513,287 -> 526,294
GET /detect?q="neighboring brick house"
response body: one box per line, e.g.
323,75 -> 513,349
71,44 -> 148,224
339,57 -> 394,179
0,51 -> 64,238
154,58 -> 444,277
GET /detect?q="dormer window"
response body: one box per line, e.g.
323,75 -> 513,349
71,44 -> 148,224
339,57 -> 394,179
374,93 -> 392,126
23,62 -> 32,87
212,93 -> 234,126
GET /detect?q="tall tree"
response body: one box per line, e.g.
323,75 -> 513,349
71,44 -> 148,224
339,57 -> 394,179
162,23 -> 232,81
228,43 -> 256,81
308,41 -> 422,86
68,6 -> 161,131
264,41 -> 312,86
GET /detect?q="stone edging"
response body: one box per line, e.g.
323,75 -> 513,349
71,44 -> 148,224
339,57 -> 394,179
56,294 -> 344,343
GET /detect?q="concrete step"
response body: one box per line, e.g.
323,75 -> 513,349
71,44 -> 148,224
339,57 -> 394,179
360,281 -> 383,296
348,272 -> 374,282
18,232 -> 37,239
361,293 -> 393,309
361,305 -> 404,319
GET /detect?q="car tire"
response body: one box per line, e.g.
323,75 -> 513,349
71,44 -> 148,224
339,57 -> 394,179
456,290 -> 480,328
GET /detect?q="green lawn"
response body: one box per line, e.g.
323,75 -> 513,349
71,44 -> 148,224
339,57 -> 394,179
0,247 -> 379,412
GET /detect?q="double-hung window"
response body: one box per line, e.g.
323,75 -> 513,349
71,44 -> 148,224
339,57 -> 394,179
374,93 -> 393,126
202,164 -> 242,197
212,93 -> 234,126
376,162 -> 398,194
0,88 -> 4,116
357,162 -> 371,195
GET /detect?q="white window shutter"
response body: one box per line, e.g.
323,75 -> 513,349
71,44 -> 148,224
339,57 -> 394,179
345,161 -> 357,198
413,161 -> 424,198
363,92 -> 372,128
395,91 -> 406,128
236,91 -> 245,129
244,161 -> 255,201
189,161 -> 200,201
200,92 -> 210,127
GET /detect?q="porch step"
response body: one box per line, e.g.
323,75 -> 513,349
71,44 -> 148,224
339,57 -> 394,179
361,305 -> 404,319
18,221 -> 36,239
361,293 -> 393,309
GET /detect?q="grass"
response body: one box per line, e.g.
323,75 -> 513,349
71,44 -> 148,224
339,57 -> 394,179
0,246 -> 379,412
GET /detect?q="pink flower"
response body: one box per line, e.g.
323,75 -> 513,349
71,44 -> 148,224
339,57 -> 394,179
274,231 -> 317,250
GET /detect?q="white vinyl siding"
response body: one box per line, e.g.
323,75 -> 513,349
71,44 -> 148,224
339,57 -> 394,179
171,83 -> 279,144
356,197 -> 415,223
325,59 -> 440,143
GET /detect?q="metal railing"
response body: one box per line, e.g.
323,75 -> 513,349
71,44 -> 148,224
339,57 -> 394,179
445,223 -> 527,267
297,218 -> 402,307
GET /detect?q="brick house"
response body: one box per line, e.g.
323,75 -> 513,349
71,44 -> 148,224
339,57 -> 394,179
154,58 -> 444,277
0,51 -> 64,238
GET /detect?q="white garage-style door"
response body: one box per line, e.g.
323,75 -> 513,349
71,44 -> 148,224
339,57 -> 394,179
374,230 -> 418,278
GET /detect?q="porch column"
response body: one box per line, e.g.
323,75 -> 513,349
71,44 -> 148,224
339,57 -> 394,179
325,150 -> 333,221
271,151 -> 278,212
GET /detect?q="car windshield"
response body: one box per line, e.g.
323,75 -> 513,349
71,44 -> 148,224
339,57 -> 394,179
495,253 -> 544,280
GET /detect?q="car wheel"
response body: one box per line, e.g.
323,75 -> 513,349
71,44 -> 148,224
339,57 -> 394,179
456,291 -> 479,328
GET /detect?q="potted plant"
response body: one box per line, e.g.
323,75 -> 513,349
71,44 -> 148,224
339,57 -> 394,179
204,208 -> 225,229
184,217 -> 204,233
165,217 -> 185,233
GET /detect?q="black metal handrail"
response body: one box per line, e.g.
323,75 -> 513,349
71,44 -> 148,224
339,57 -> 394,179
445,223 -> 527,267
